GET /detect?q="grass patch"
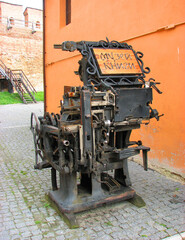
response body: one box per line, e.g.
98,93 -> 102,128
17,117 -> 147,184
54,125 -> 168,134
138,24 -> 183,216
44,203 -> 51,208
155,221 -> 167,228
0,91 -> 44,105
0,92 -> 22,104
35,220 -> 42,224
104,221 -> 113,226
20,170 -> 28,175
160,223 -> 167,227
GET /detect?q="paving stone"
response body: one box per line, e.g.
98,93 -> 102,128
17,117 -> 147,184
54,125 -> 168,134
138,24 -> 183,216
11,235 -> 21,240
44,232 -> 55,238
56,230 -> 66,235
21,231 -> 32,238
176,225 -> 185,233
9,229 -> 20,236
19,227 -> 29,233
93,225 -> 104,232
99,234 -> 113,240
31,229 -> 42,236
0,230 -> 11,240
31,235 -> 43,240
165,228 -> 178,236
15,222 -> 26,229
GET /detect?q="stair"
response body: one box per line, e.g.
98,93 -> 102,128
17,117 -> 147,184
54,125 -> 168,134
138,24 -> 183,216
0,59 -> 37,104
0,72 -> 5,79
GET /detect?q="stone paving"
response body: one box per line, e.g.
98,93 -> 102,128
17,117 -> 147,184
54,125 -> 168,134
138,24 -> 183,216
0,103 -> 184,240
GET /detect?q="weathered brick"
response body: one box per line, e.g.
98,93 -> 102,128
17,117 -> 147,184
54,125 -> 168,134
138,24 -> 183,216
0,2 -> 43,91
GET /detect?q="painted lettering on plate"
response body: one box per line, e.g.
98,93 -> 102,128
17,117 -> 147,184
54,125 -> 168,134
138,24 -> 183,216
93,48 -> 142,75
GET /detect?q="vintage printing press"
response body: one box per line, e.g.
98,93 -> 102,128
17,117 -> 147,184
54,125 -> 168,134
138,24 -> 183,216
31,39 -> 162,226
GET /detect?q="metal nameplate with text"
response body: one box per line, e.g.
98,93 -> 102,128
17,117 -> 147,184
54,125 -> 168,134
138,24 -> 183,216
93,48 -> 142,75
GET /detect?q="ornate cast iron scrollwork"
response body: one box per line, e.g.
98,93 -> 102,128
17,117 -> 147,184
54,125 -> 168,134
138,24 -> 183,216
71,39 -> 151,88
55,38 -> 152,89
136,51 -> 151,76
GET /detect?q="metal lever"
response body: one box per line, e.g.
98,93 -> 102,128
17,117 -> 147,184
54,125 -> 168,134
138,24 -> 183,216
54,42 -> 77,51
53,44 -> 63,49
148,78 -> 162,94
54,41 -> 79,52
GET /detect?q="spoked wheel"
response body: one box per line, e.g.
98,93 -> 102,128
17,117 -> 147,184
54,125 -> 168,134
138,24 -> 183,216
44,112 -> 60,127
30,112 -> 44,169
43,112 -> 60,190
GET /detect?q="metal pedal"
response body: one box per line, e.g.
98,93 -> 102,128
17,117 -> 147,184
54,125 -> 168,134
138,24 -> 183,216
101,173 -> 121,192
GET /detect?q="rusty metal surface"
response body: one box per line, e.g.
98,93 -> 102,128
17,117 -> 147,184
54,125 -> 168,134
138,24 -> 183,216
31,39 -> 163,222
49,186 -> 135,214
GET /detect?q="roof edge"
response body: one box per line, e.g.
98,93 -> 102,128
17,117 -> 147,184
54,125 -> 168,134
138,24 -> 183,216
23,7 -> 43,14
0,1 -> 23,7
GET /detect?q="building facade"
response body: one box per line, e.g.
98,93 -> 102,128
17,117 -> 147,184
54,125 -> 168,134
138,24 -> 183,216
0,1 -> 43,91
44,0 -> 185,178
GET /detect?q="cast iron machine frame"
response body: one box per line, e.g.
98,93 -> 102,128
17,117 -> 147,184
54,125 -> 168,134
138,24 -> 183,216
31,39 -> 162,227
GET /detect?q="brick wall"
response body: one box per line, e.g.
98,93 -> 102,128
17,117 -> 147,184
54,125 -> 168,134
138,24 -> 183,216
0,2 -> 23,20
24,7 -> 43,26
0,2 -> 43,91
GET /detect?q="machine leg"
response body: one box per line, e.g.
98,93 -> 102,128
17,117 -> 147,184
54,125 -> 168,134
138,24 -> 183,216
51,168 -> 58,191
142,150 -> 148,171
59,171 -> 77,203
114,159 -> 131,187
91,173 -> 104,198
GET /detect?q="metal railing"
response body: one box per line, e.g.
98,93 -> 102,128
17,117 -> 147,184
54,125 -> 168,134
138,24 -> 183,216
11,70 -> 37,94
0,16 -> 43,33
0,58 -> 9,73
0,59 -> 37,103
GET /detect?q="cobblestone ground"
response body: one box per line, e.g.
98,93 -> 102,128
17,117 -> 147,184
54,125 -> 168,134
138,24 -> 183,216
0,103 -> 184,240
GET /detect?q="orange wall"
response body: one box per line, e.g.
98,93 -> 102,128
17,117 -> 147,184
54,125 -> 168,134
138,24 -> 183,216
44,0 -> 185,177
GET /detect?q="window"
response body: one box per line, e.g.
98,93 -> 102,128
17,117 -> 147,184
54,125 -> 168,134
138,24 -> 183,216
60,0 -> 71,27
36,21 -> 41,29
7,17 -> 14,29
9,17 -> 14,25
24,13 -> 28,27
66,0 -> 71,25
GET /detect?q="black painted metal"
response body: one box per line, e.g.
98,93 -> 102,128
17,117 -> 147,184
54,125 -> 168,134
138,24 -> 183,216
31,39 -> 162,226
114,88 -> 152,122
81,90 -> 93,168
55,39 -> 150,88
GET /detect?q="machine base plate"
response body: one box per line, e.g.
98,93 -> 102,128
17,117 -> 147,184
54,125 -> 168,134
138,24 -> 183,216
48,187 -> 135,228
